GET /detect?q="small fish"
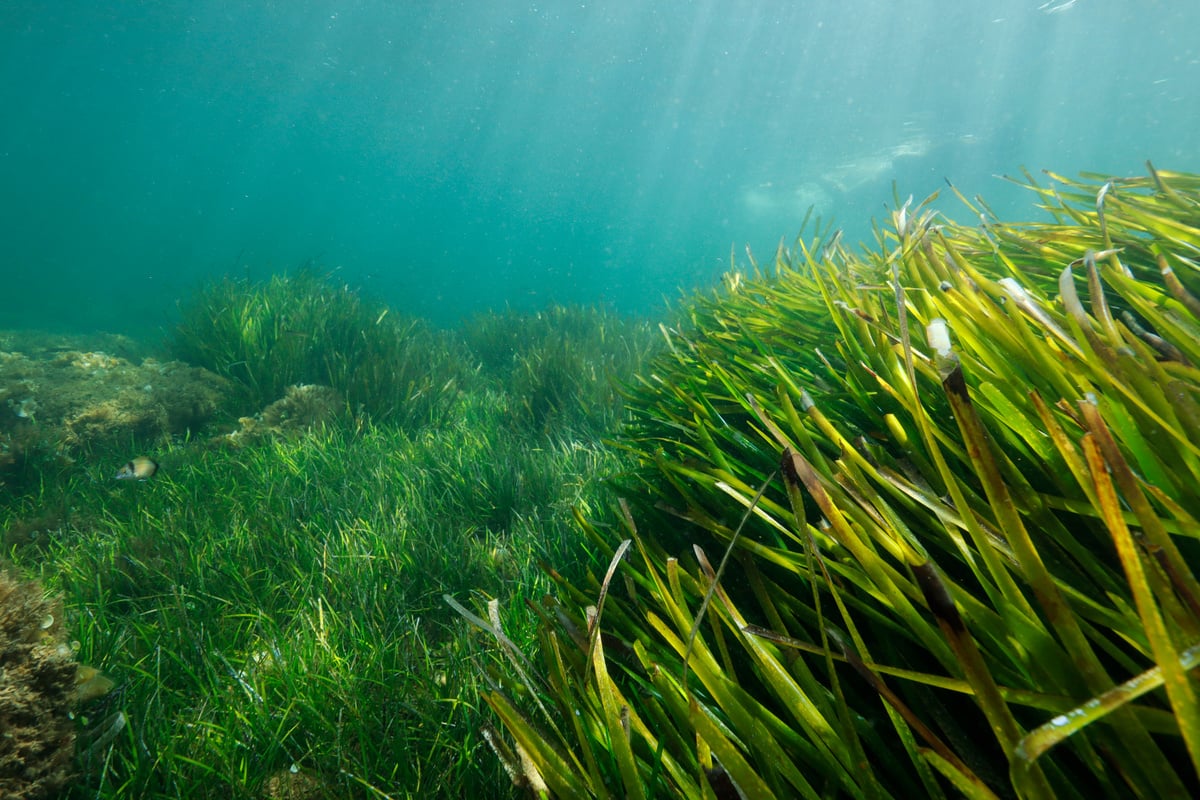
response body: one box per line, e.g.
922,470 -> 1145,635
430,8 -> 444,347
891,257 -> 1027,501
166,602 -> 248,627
75,665 -> 116,704
115,456 -> 158,481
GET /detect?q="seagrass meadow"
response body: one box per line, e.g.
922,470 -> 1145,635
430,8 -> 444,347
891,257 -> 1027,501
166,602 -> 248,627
468,165 -> 1200,799
0,295 -> 660,798
4,165 -> 1200,800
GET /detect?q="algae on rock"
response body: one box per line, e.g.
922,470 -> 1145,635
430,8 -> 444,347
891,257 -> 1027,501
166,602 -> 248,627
0,569 -> 78,799
0,338 -> 229,483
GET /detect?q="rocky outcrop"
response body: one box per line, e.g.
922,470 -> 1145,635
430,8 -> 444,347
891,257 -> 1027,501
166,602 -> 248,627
0,333 -> 229,481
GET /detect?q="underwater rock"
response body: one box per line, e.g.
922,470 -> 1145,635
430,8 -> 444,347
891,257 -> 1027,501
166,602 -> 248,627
0,333 -> 230,481
223,384 -> 346,445
0,330 -> 147,363
0,569 -> 77,799
260,384 -> 345,430
262,766 -> 327,800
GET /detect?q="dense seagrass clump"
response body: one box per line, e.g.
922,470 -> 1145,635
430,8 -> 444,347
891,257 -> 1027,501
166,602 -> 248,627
171,270 -> 467,429
468,165 -> 1200,799
461,304 -> 660,435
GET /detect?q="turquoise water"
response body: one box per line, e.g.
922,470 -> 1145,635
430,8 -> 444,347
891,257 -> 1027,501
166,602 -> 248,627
2,1 -> 1197,335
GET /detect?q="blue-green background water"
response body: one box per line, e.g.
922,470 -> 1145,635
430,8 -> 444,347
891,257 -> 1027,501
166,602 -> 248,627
2,1 -> 1197,335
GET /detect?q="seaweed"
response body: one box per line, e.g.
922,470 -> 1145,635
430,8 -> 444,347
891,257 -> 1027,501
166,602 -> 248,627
465,164 -> 1200,799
